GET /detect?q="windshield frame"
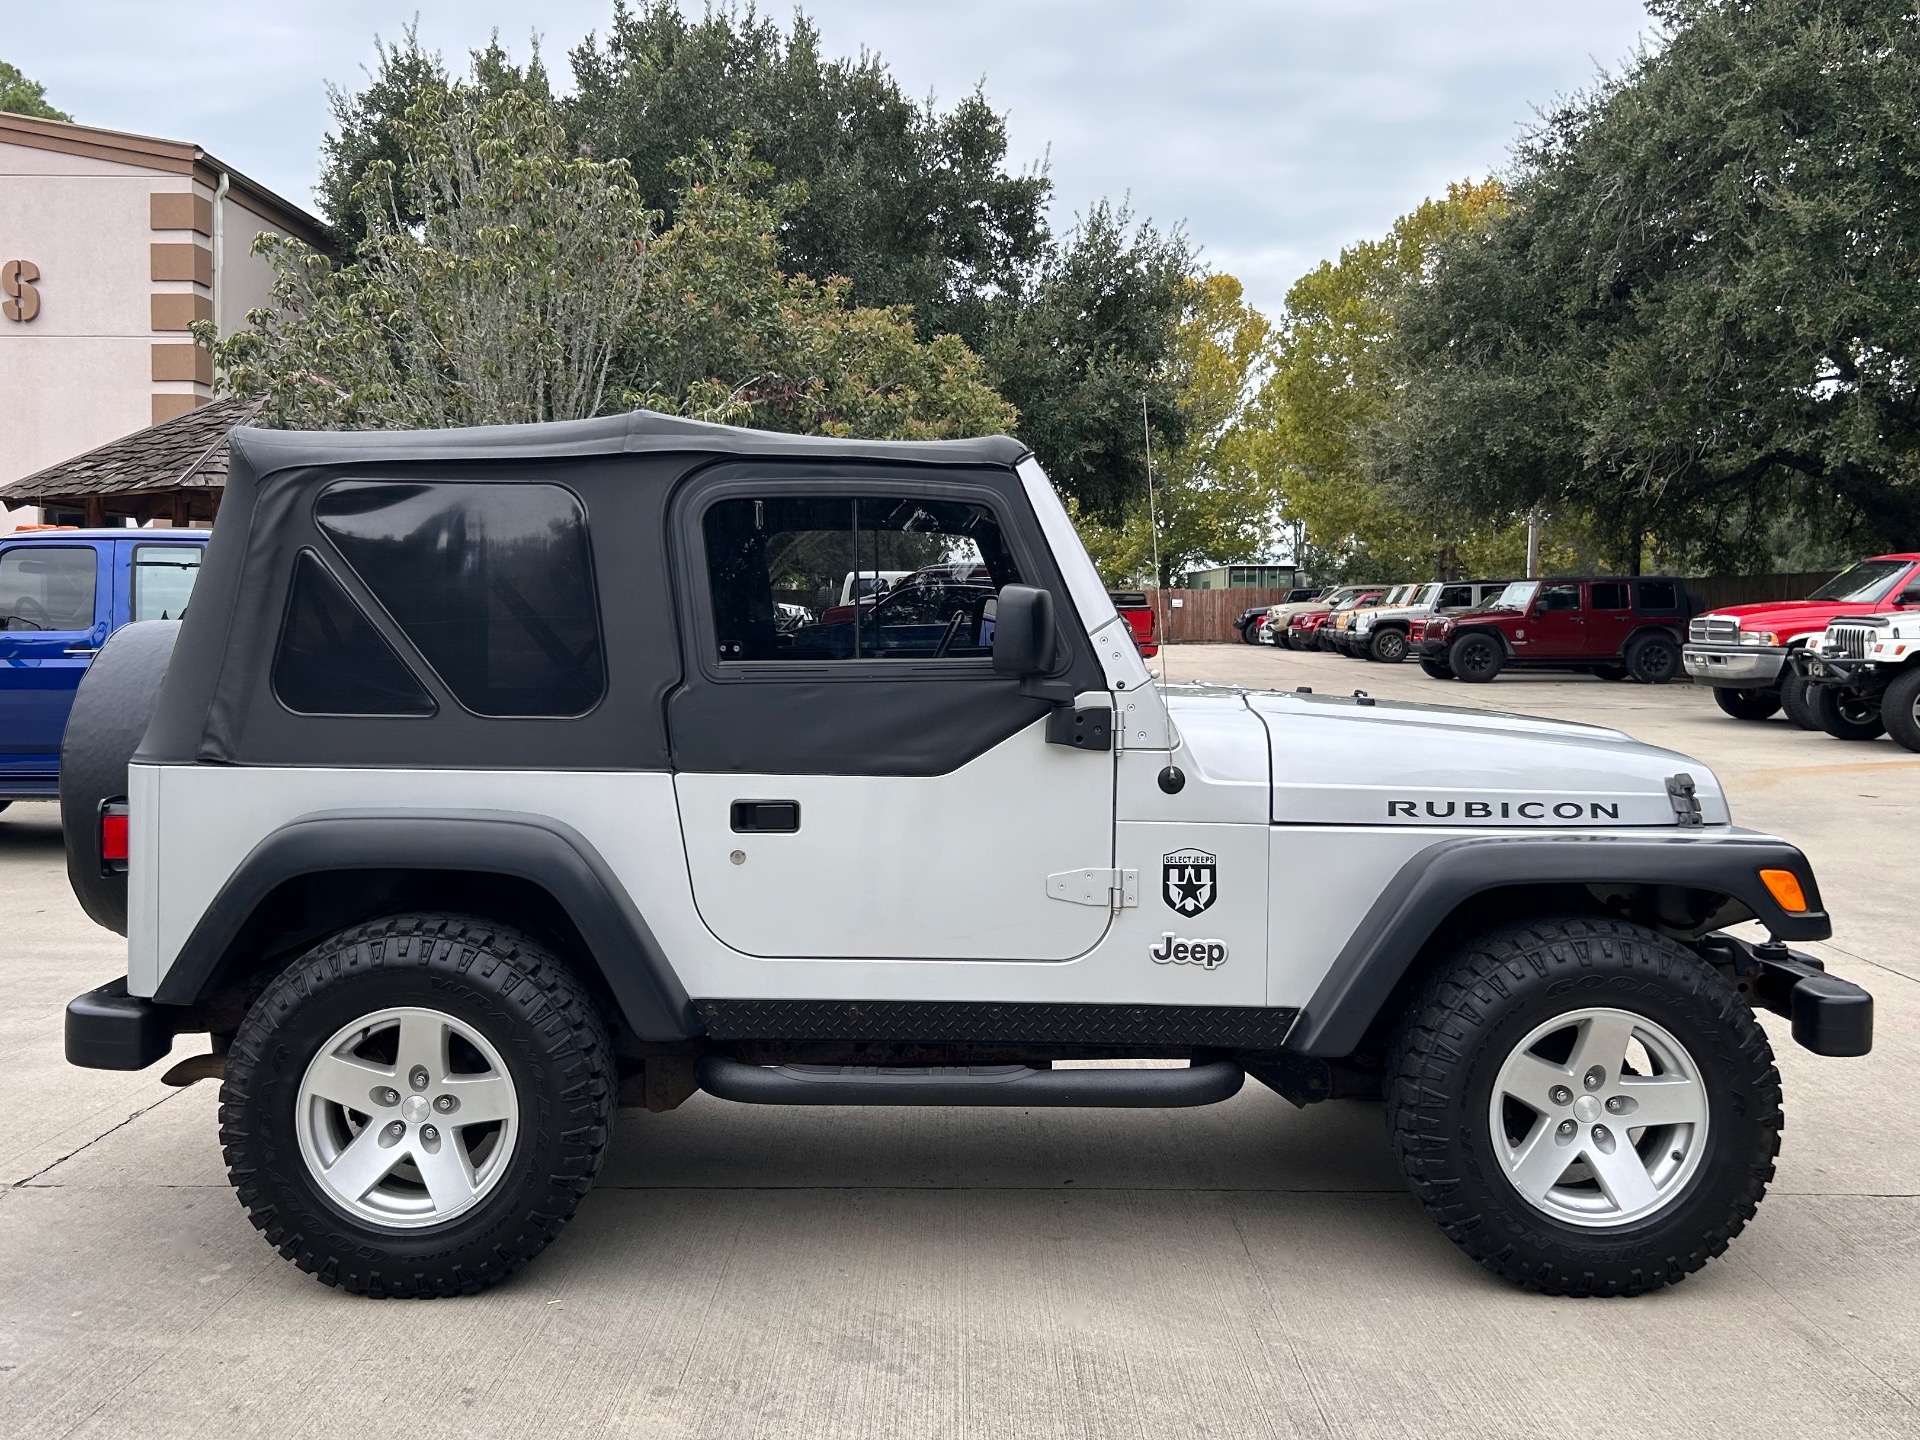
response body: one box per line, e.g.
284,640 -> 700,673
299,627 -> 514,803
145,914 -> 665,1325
1806,559 -> 1912,605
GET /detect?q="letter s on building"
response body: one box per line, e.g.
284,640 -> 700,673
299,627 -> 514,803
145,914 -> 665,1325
3,260 -> 41,323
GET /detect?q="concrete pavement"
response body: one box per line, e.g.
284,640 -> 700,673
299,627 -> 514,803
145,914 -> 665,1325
2,651 -> 1914,1438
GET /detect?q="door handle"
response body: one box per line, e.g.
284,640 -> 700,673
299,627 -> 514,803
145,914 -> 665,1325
730,800 -> 800,833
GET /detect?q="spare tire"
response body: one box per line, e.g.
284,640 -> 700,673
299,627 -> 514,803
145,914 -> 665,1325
60,620 -> 181,935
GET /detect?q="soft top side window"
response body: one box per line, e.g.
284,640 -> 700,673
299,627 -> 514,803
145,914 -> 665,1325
704,494 -> 1021,663
316,480 -> 605,718
1636,579 -> 1681,613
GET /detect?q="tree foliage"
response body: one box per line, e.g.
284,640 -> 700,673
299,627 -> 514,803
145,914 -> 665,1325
311,7 -> 1194,512
212,83 -> 1011,440
1371,0 -> 1920,570
0,59 -> 69,121
1263,181 -> 1532,582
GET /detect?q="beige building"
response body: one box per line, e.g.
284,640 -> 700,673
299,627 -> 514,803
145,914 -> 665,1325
0,112 -> 327,530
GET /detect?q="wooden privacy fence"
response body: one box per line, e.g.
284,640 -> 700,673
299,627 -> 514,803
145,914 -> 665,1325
1145,572 -> 1845,644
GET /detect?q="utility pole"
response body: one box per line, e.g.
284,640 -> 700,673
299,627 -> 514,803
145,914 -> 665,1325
1143,393 -> 1166,677
1526,508 -> 1541,579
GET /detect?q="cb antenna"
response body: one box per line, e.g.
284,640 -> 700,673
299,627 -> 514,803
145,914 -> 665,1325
1143,392 -> 1166,683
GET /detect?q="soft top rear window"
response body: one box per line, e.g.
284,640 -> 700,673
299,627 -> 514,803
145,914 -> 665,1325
316,480 -> 605,718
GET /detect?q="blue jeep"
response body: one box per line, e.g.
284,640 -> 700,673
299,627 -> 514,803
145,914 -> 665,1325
0,529 -> 208,808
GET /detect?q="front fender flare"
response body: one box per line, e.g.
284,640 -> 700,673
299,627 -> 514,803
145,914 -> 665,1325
1285,831 -> 1828,1057
151,809 -> 694,1041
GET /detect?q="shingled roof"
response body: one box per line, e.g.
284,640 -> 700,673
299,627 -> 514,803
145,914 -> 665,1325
1,397 -> 260,522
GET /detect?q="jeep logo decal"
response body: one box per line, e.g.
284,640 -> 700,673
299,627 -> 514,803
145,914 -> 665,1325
1150,934 -> 1228,968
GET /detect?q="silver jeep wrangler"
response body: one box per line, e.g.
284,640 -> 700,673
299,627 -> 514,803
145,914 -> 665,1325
61,413 -> 1872,1298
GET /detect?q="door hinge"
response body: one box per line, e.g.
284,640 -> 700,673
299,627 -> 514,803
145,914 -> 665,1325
1046,868 -> 1138,909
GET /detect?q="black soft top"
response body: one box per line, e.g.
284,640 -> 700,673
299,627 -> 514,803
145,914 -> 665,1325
229,410 -> 1030,477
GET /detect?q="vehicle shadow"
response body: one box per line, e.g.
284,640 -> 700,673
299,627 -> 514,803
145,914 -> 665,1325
0,801 -> 65,855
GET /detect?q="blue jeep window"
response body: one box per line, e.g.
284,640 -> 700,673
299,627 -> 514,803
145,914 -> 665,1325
703,496 -> 1020,663
316,481 -> 605,717
273,551 -> 436,716
0,546 -> 95,631
132,545 -> 202,621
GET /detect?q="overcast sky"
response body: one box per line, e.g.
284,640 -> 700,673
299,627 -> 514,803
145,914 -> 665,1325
10,1 -> 1656,316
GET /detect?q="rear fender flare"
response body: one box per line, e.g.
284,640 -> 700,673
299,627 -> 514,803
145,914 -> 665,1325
1285,832 -> 1828,1057
150,809 -> 694,1041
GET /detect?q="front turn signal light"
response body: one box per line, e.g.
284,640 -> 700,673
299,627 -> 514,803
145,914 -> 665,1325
1759,868 -> 1808,913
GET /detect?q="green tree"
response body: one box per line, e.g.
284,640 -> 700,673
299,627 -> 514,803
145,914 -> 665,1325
0,60 -> 70,121
1075,273 -> 1283,586
1264,180 -> 1520,581
211,87 -> 1010,441
1372,0 -> 1920,570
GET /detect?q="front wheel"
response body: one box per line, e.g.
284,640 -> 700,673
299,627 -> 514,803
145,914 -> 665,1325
1807,683 -> 1886,741
1713,686 -> 1782,721
1418,657 -> 1454,680
220,914 -> 614,1297
1780,668 -> 1818,730
1240,620 -> 1262,645
1882,668 -> 1920,753
1449,631 -> 1504,683
1388,917 -> 1781,1296
1369,628 -> 1409,663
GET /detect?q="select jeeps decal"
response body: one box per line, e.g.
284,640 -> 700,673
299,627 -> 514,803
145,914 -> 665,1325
1151,934 -> 1228,968
1385,798 -> 1624,821
1162,849 -> 1217,915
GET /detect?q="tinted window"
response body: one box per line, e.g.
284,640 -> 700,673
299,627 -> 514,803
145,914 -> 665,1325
317,482 -> 604,717
1636,579 -> 1680,612
0,546 -> 95,631
1591,581 -> 1630,610
1436,585 -> 1473,608
132,544 -> 201,621
1539,583 -> 1582,612
705,495 -> 1021,662
273,551 -> 436,716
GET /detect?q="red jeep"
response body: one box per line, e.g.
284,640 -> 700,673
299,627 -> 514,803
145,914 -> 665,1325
1420,576 -> 1694,683
1682,554 -> 1920,721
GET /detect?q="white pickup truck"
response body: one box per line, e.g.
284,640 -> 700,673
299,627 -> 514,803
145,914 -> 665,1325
60,411 -> 1871,1300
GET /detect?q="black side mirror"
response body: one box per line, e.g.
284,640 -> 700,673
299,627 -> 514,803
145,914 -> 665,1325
1901,585 -> 1920,606
992,585 -> 1056,675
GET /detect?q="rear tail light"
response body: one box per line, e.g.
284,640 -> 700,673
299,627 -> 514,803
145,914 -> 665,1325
99,799 -> 130,874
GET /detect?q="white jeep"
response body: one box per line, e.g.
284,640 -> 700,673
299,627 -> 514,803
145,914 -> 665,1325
60,413 -> 1872,1299
1795,611 -> 1920,750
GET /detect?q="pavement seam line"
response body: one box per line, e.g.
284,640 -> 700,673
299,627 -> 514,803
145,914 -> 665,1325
1729,1247 -> 1920,1413
9,1088 -> 184,1189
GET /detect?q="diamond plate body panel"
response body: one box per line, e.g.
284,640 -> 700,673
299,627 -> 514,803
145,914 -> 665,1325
693,999 -> 1300,1048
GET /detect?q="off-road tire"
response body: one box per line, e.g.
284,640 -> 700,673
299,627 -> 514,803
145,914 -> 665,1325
1779,668 -> 1818,730
1240,620 -> 1262,645
1881,667 -> 1920,753
220,913 -> 614,1298
1712,687 -> 1783,722
1418,658 -> 1454,680
1449,631 -> 1504,683
1807,682 -> 1886,741
1369,628 -> 1409,663
1623,632 -> 1681,684
1387,917 -> 1781,1297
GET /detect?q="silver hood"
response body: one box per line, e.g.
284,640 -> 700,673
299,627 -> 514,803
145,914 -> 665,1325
1163,686 -> 1730,828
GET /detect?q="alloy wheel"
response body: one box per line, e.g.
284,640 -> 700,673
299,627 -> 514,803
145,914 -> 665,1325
1488,1007 -> 1708,1228
295,1005 -> 520,1229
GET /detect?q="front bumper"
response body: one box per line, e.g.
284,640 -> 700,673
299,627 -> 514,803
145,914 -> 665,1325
1683,644 -> 1785,686
1792,649 -> 1886,688
1699,935 -> 1873,1056
66,978 -> 175,1070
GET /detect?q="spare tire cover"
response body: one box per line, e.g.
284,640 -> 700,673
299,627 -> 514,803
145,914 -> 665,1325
61,620 -> 181,935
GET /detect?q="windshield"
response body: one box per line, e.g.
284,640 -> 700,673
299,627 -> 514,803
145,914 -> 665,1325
1488,580 -> 1539,612
1806,559 -> 1911,604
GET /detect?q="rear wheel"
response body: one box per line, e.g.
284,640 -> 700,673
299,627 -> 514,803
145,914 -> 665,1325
1807,683 -> 1886,741
1388,917 -> 1780,1296
1418,658 -> 1454,680
1882,668 -> 1920,753
1449,632 -> 1504,683
1369,628 -> 1409,663
1624,632 -> 1681,684
1779,668 -> 1818,730
1712,686 -> 1783,721
220,913 -> 613,1297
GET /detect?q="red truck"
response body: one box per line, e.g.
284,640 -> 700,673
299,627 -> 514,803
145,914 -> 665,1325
1109,590 -> 1159,658
1682,554 -> 1920,722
